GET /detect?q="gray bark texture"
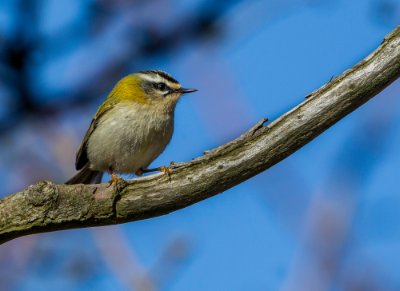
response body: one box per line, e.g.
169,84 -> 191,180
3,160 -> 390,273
0,26 -> 399,245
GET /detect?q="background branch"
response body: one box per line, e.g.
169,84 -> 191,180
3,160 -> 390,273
0,26 -> 399,245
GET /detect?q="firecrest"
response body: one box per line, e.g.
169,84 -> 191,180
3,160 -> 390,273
66,70 -> 197,184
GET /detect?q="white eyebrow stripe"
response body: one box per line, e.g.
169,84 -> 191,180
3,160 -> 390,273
139,73 -> 163,83
139,73 -> 181,89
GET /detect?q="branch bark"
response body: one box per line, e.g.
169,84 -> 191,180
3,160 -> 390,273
1,26 -> 399,245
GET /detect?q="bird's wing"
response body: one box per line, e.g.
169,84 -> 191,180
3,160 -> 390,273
75,103 -> 114,170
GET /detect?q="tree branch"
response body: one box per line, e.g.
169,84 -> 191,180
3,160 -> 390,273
1,26 -> 399,245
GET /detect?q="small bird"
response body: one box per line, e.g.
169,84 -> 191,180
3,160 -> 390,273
66,70 -> 197,185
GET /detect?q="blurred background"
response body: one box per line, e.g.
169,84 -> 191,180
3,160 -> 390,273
0,0 -> 399,290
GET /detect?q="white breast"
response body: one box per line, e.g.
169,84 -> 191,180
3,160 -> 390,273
87,103 -> 174,173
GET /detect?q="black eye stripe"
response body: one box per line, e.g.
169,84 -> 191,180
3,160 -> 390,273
154,82 -> 170,92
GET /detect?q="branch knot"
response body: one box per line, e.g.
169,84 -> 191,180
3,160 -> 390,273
26,180 -> 59,208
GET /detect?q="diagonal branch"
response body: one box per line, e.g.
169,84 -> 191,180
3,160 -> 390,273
0,26 -> 399,245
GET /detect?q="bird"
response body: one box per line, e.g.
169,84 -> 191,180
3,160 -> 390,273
65,70 -> 197,185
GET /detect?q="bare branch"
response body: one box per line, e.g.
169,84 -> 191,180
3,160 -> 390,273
0,26 -> 399,245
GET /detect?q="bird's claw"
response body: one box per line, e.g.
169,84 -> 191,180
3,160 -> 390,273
140,161 -> 175,177
107,173 -> 125,187
160,165 -> 170,176
161,161 -> 176,176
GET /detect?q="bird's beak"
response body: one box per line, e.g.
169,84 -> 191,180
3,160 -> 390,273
177,88 -> 198,94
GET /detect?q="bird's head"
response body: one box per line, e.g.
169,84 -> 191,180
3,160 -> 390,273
107,70 -> 197,109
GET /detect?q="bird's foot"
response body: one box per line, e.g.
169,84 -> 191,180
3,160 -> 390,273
107,173 -> 125,187
140,161 -> 175,177
107,173 -> 128,193
159,165 -> 171,176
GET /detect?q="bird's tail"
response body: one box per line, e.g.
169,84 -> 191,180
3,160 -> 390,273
65,165 -> 103,185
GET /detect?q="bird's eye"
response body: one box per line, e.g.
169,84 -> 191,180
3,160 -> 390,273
155,82 -> 167,91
